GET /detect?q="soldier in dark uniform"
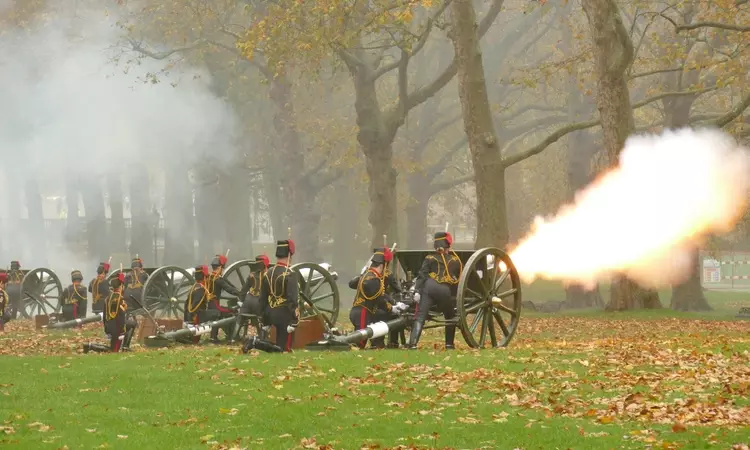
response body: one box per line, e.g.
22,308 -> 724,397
205,254 -> 242,343
234,255 -> 270,341
184,265 -> 210,344
123,257 -> 148,310
0,272 -> 11,331
103,273 -> 136,352
6,261 -> 23,319
61,270 -> 88,322
348,248 -> 408,349
258,240 -> 300,352
88,262 -> 111,314
408,232 -> 463,350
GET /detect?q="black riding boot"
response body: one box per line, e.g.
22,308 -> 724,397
445,325 -> 456,349
407,321 -> 424,349
387,331 -> 400,348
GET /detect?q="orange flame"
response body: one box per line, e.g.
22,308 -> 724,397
508,128 -> 750,289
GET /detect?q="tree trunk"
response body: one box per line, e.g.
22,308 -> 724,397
1,168 -> 23,258
582,0 -> 661,311
406,177 -> 430,249
24,178 -> 47,265
219,167 -> 253,259
80,178 -> 109,261
267,74 -> 321,260
106,175 -> 126,253
670,248 -> 712,311
163,169 -> 194,266
128,165 -> 153,262
332,180 -> 358,280
450,0 -> 508,249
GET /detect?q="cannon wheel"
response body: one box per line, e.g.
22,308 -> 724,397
142,266 -> 194,319
21,268 -> 63,318
291,262 -> 340,329
457,248 -> 522,348
222,259 -> 265,340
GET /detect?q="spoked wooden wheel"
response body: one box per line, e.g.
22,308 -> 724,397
457,248 -> 522,348
21,268 -> 63,318
142,266 -> 194,319
291,262 -> 340,329
221,259 -> 264,305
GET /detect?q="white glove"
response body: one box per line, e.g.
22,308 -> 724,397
413,293 -> 421,303
394,302 -> 408,313
286,324 -> 297,334
261,325 -> 271,332
236,301 -> 243,308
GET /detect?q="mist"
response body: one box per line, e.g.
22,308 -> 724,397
0,4 -> 242,279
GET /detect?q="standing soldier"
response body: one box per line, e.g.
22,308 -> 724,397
124,257 -> 148,310
103,273 -> 135,352
234,255 -> 270,341
205,254 -> 242,343
348,248 -> 408,349
184,265 -> 210,344
60,270 -> 88,322
258,240 -> 300,352
88,262 -> 111,314
6,261 -> 23,319
0,272 -> 11,331
408,232 -> 463,350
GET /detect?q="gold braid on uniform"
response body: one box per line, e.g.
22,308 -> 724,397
9,271 -> 22,284
69,286 -> 86,304
127,269 -> 144,289
353,270 -> 389,313
92,276 -> 105,303
187,283 -> 208,313
106,292 -> 124,320
247,272 -> 261,296
428,250 -> 464,285
267,266 -> 290,308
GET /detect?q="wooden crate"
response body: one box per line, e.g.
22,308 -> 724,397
268,316 -> 326,349
136,318 -> 184,343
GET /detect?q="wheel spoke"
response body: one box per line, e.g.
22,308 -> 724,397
469,309 -> 484,333
464,300 -> 485,314
494,310 -> 510,337
493,269 -> 510,293
478,309 -> 489,348
487,311 -> 498,347
311,292 -> 334,304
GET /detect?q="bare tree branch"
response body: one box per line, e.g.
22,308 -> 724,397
629,66 -> 685,80
677,21 -> 750,32
631,86 -> 718,109
703,91 -> 750,127
426,137 -> 469,178
498,104 -> 567,121
127,37 -> 205,60
429,174 -> 474,194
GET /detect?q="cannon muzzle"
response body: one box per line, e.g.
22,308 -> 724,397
143,316 -> 237,348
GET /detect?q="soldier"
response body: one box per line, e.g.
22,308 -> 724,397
348,248 -> 408,349
6,261 -> 23,319
0,272 -> 11,331
103,273 -> 136,352
123,257 -> 148,310
234,255 -> 270,341
258,240 -> 300,352
408,232 -> 463,350
184,265 -> 210,344
88,262 -> 111,314
205,254 -> 242,343
60,270 -> 88,322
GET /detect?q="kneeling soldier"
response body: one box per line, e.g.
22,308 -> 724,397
6,261 -> 23,319
235,255 -> 270,341
259,240 -> 299,352
184,265 -> 210,344
206,254 -> 242,343
349,248 -> 408,349
408,232 -> 463,350
0,272 -> 11,331
61,270 -> 88,322
103,273 -> 136,352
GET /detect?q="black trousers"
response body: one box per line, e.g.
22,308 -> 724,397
268,307 -> 296,352
349,306 -> 399,349
415,279 -> 457,346
105,315 -> 126,351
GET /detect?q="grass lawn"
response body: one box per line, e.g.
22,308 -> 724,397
1,286 -> 749,449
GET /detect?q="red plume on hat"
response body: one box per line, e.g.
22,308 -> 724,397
0,272 -> 7,283
287,239 -> 296,256
201,265 -> 209,275
256,255 -> 270,268
383,247 -> 393,263
117,272 -> 125,283
445,232 -> 453,246
102,262 -> 111,272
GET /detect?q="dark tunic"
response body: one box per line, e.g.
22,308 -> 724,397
103,290 -> 127,351
258,263 -> 299,351
123,269 -> 148,309
61,283 -> 88,320
88,275 -> 110,313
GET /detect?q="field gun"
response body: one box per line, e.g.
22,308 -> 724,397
1,266 -> 62,318
142,316 -> 239,348
46,313 -> 103,330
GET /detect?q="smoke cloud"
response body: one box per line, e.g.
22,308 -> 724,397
0,4 -> 242,279
509,127 -> 750,289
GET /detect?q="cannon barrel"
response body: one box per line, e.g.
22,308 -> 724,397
143,316 -> 237,348
305,316 -> 410,351
46,313 -> 102,330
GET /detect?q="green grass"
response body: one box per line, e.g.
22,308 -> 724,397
1,288 -> 749,449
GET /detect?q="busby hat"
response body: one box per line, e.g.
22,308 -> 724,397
110,272 -> 125,289
275,240 -> 295,259
0,272 -> 7,283
71,270 -> 83,282
97,262 -> 111,275
211,254 -> 228,268
131,257 -> 143,268
10,261 -> 20,270
255,255 -> 270,268
371,247 -> 393,265
194,265 -> 209,281
433,231 -> 453,249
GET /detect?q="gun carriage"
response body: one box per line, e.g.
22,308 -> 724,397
107,265 -> 194,319
308,247 -> 522,350
1,267 -> 63,318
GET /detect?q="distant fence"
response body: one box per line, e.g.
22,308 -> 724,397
701,251 -> 750,289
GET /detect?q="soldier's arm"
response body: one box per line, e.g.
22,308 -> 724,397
238,275 -> 252,299
258,276 -> 270,314
287,271 -> 299,310
88,280 -> 93,293
415,257 -> 433,293
60,287 -> 69,304
219,278 -> 242,297
386,273 -> 402,293
348,276 -> 361,290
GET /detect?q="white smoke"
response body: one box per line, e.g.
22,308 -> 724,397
510,127 -> 750,289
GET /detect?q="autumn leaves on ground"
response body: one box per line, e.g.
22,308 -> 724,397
2,302 -> 749,449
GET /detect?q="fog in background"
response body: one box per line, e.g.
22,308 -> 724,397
0,4 -> 242,278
